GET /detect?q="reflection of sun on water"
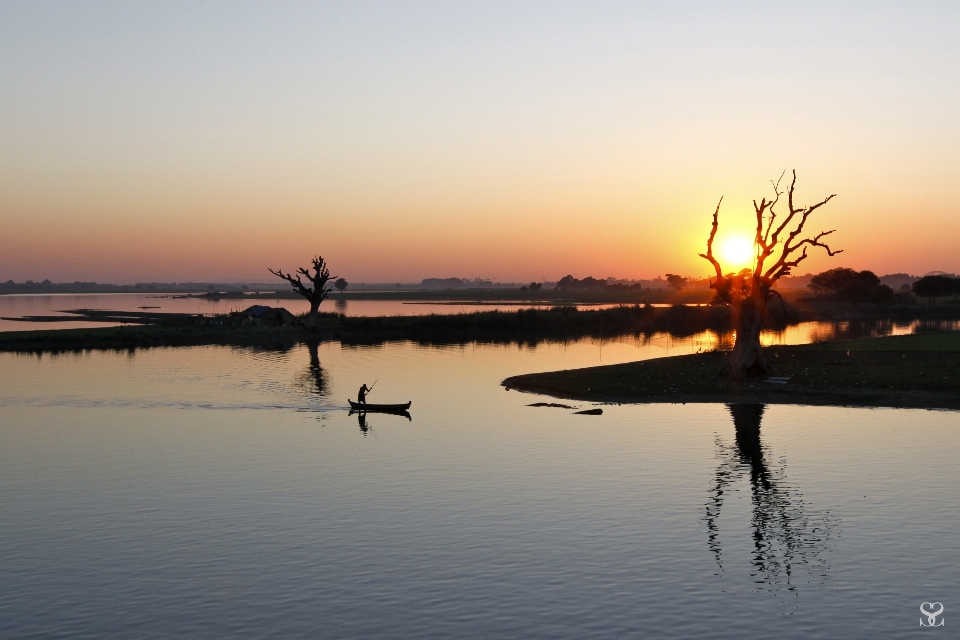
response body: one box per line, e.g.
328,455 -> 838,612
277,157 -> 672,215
719,235 -> 755,269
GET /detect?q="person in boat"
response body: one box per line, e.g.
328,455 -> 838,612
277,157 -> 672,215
357,383 -> 372,405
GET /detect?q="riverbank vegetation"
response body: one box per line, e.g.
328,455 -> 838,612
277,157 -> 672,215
0,305 -> 734,352
2,300 -> 960,354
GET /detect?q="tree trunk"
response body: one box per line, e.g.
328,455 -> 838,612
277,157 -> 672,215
722,294 -> 772,379
305,298 -> 321,328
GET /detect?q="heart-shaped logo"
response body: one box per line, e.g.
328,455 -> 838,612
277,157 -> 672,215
920,602 -> 944,627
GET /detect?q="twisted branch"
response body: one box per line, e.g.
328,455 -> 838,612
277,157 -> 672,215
699,171 -> 841,302
269,255 -> 337,306
698,197 -> 725,285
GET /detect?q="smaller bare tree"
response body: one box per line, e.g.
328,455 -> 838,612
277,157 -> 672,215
269,255 -> 336,327
700,171 -> 840,378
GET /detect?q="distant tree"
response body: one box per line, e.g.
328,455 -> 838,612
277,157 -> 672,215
421,277 -> 465,289
665,274 -> 688,291
700,171 -> 840,379
912,275 -> 956,300
334,277 -> 348,293
876,284 -> 894,303
605,282 -> 643,292
554,275 -> 574,290
269,255 -> 337,327
529,282 -> 542,292
808,267 -> 892,302
554,275 -> 606,290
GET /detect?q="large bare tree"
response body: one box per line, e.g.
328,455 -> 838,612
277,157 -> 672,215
269,255 -> 336,327
700,171 -> 840,378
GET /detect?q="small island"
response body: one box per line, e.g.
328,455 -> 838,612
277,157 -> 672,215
504,331 -> 960,411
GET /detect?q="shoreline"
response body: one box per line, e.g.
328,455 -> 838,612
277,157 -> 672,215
0,305 -> 737,352
2,303 -> 959,352
503,332 -> 960,411
2,314 -> 959,411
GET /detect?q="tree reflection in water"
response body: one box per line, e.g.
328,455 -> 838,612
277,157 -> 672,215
704,404 -> 839,594
295,341 -> 329,401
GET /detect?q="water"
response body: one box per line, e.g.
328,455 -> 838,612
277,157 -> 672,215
3,292 -> 957,353
1,339 -> 957,638
0,293 -> 629,331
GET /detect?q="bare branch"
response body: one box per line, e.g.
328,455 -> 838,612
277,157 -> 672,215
762,171 -> 785,245
753,198 -> 766,252
268,268 -> 310,296
752,197 -> 773,276
698,198 -> 725,284
768,170 -> 800,249
761,174 -> 839,282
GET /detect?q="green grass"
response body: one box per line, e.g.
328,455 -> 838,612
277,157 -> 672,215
798,331 -> 960,351
504,331 -> 960,410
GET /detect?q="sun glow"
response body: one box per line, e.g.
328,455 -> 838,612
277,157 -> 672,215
719,235 -> 755,269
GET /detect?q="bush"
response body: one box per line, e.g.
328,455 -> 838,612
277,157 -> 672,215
809,268 -> 891,303
665,274 -> 687,291
912,275 -> 957,300
554,275 -> 606,290
605,283 -> 642,292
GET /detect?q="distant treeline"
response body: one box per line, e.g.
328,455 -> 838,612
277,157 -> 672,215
805,268 -> 960,303
419,277 -> 498,289
330,304 -> 789,346
1,271 -> 945,296
0,280 -> 277,294
554,275 -> 645,292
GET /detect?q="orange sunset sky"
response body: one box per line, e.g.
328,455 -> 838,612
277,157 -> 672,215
2,2 -> 959,284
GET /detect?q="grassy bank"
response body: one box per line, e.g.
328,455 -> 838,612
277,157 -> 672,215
0,305 -> 740,352
503,332 -> 960,410
2,302 -> 959,361
0,325 -> 307,353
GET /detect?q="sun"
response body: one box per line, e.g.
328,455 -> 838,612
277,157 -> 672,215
719,235 -> 755,269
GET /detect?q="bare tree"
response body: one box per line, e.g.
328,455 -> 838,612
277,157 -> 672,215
700,171 -> 840,378
269,255 -> 336,327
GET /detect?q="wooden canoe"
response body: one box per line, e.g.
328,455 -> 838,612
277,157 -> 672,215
348,399 -> 412,413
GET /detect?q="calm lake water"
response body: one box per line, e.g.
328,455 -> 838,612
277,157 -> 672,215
1,336 -> 957,638
0,294 -> 631,331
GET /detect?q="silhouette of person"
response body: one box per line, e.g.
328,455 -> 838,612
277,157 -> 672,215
358,383 -> 372,404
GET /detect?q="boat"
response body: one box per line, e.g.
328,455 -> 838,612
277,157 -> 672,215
348,399 -> 412,414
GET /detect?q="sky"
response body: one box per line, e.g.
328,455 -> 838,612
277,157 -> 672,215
1,1 -> 959,284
